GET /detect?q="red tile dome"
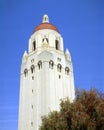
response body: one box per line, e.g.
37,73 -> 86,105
34,23 -> 59,32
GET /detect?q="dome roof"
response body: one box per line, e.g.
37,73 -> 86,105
34,23 -> 59,32
33,14 -> 59,33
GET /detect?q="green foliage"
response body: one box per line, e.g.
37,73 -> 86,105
39,89 -> 104,130
40,111 -> 68,130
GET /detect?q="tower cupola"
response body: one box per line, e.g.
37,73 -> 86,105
29,14 -> 63,53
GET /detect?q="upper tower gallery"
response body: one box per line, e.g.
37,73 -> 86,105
27,14 -> 65,55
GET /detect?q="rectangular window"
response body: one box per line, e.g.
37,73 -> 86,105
32,105 -> 33,109
31,122 -> 33,127
59,75 -> 61,79
32,76 -> 34,80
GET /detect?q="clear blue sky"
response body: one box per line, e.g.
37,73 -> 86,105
0,0 -> 104,130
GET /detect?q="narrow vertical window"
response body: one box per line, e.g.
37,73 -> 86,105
38,61 -> 42,70
65,67 -> 70,75
55,40 -> 59,50
32,105 -> 33,109
57,64 -> 62,72
59,75 -> 61,79
49,60 -> 54,69
32,76 -> 34,80
31,122 -> 33,127
24,69 -> 28,77
31,65 -> 35,74
33,41 -> 36,51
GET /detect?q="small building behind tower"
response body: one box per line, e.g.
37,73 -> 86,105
18,14 -> 75,130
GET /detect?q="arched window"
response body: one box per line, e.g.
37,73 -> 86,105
55,40 -> 59,50
65,67 -> 70,75
38,61 -> 42,70
24,69 -> 28,77
32,41 -> 36,51
49,60 -> 54,69
57,64 -> 62,72
31,65 -> 35,74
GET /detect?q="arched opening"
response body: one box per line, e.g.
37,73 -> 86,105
65,67 -> 70,75
57,64 -> 62,72
38,61 -> 42,70
24,69 -> 28,77
49,60 -> 54,69
31,65 -> 35,74
33,41 -> 36,51
55,40 -> 59,50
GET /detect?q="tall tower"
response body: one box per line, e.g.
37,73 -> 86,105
18,14 -> 75,130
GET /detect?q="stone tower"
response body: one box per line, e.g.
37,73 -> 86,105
18,14 -> 75,130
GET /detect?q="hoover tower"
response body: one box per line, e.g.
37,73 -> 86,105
18,14 -> 75,130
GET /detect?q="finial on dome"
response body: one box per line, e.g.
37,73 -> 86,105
42,14 -> 49,23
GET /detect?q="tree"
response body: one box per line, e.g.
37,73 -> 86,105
39,89 -> 104,130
